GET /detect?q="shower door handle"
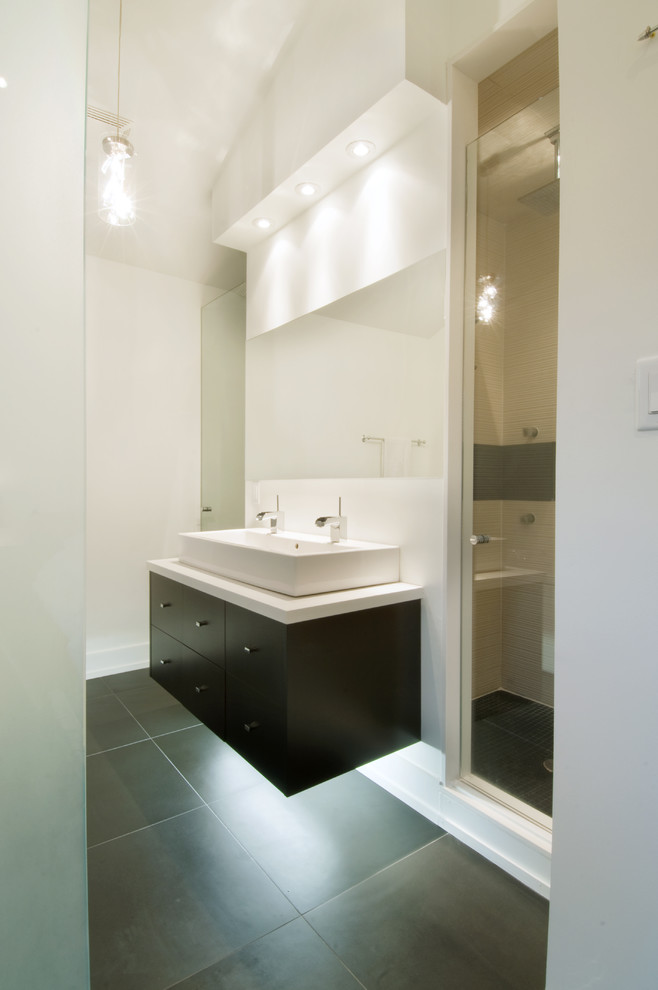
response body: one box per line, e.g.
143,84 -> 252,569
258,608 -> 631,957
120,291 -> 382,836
470,534 -> 504,545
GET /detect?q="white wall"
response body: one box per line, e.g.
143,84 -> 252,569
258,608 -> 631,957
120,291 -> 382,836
546,2 -> 658,986
85,258 -> 215,676
0,1 -> 89,984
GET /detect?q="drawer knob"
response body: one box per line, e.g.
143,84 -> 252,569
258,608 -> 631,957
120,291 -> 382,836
243,646 -> 258,654
159,602 -> 172,609
159,658 -> 173,665
195,620 -> 209,628
195,684 -> 209,694
243,721 -> 260,732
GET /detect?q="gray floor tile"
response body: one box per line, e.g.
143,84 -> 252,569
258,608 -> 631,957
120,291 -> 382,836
307,834 -> 548,990
208,770 -> 445,913
86,738 -> 204,846
86,693 -> 148,755
155,724 -> 264,804
88,806 -> 298,990
173,917 -> 363,989
86,676 -> 116,700
117,679 -> 201,736
105,666 -> 152,693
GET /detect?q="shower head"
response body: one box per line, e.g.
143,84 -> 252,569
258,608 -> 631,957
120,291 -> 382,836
518,178 -> 560,215
518,125 -> 560,215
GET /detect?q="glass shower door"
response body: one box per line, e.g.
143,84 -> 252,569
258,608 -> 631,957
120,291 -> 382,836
461,91 -> 559,823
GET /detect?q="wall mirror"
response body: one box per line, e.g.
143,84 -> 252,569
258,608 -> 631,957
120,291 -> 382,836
244,250 -> 446,481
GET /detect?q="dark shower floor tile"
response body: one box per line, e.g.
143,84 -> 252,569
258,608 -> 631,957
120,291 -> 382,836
155,723 -> 264,804
86,693 -> 148,755
209,770 -> 445,913
87,806 -> 298,990
307,834 -> 549,990
471,720 -> 552,816
86,738 -> 203,846
472,691 -> 553,816
172,917 -> 363,990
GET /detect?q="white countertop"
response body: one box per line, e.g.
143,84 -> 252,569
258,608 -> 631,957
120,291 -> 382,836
148,558 -> 422,624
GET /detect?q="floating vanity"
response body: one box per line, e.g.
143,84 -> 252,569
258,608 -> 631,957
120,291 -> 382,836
148,541 -> 421,796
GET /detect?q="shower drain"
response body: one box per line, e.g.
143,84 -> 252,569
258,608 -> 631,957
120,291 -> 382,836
543,758 -> 554,773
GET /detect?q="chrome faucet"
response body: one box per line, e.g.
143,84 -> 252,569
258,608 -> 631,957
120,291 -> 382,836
315,497 -> 347,543
256,495 -> 284,533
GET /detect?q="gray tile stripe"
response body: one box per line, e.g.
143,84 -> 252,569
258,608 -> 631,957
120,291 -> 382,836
473,442 -> 555,501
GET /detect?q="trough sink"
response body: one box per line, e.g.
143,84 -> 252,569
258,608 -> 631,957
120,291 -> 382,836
178,528 -> 400,597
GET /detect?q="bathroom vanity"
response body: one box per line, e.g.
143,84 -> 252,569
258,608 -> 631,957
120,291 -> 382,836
149,560 -> 421,795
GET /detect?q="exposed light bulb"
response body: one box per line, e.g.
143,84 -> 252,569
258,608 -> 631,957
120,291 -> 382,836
295,181 -> 319,197
252,217 -> 273,230
476,274 -> 499,324
346,140 -> 375,159
99,134 -> 136,227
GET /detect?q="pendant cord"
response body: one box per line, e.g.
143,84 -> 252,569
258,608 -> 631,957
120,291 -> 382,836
116,0 -> 123,137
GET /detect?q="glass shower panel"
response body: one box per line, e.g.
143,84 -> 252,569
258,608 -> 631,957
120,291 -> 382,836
200,287 -> 246,531
461,91 -> 559,822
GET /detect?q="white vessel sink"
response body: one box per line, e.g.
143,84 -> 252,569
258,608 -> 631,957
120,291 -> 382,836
178,528 -> 400,596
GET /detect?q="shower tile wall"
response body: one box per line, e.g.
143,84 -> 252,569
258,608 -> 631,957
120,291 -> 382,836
472,208 -> 557,708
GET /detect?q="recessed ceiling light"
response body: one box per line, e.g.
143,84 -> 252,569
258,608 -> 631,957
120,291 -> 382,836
295,181 -> 320,197
346,140 -> 375,159
252,217 -> 273,230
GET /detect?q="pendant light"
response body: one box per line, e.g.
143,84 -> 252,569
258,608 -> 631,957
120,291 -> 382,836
99,0 -> 136,226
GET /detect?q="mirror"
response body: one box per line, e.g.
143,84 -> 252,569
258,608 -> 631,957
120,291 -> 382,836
201,286 -> 246,530
244,251 -> 446,480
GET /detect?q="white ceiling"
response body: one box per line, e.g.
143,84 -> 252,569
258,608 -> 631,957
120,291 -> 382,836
85,0 -> 316,288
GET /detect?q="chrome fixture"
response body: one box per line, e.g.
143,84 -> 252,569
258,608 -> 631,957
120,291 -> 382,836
638,24 -> 658,40
256,495 -> 284,533
315,497 -> 347,543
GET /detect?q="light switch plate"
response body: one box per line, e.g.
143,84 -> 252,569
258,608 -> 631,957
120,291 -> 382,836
636,355 -> 658,431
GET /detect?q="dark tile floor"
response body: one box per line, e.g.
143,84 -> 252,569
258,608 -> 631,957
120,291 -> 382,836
472,691 -> 554,816
87,670 -> 549,990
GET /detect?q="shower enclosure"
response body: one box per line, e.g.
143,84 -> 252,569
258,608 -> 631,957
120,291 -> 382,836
461,90 -> 559,823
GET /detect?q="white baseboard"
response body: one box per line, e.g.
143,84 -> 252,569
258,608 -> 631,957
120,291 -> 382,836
359,744 -> 551,897
86,642 -> 149,679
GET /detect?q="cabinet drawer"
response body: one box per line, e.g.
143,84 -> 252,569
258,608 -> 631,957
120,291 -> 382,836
151,628 -> 225,737
182,586 -> 225,667
225,604 -> 286,701
150,573 -> 183,640
177,648 -> 225,737
226,674 -> 286,789
150,627 -> 186,695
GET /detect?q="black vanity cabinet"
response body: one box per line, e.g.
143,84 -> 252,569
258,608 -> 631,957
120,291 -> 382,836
225,601 -> 420,795
150,573 -> 226,736
150,571 -> 420,796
